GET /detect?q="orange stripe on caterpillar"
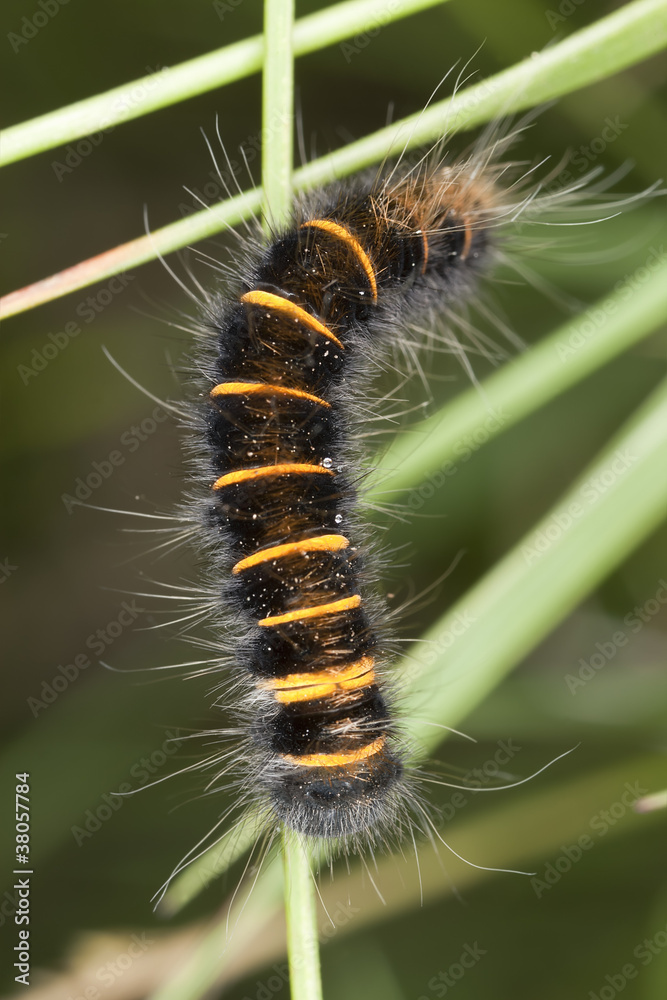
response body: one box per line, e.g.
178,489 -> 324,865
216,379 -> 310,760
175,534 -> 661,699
418,229 -> 429,273
270,672 -> 374,705
281,736 -> 385,769
261,655 -> 374,704
212,463 -> 334,491
240,289 -> 344,349
264,655 -> 373,689
210,381 -> 330,409
460,217 -> 472,261
232,534 -> 350,574
258,594 -> 361,627
301,219 -> 378,302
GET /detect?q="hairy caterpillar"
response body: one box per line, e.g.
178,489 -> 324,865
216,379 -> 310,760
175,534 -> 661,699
167,128 -> 606,859
2,0 -> 665,994
198,164 -> 493,841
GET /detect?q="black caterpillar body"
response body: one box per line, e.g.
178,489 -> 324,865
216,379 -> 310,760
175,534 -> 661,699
200,167 -> 495,840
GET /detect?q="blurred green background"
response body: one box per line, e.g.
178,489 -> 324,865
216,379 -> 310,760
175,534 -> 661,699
1,1 -> 666,998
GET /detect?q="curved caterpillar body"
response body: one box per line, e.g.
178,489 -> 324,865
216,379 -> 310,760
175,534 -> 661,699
197,164 -> 497,841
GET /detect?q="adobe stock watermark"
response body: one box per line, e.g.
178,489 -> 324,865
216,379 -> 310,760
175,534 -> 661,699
405,608 -> 476,687
521,447 -> 638,565
27,599 -> 144,717
233,907 -> 357,1000
417,942 -> 487,999
565,579 -> 667,693
0,557 -> 18,583
405,407 -> 510,512
61,405 -> 169,513
531,781 -> 647,897
71,730 -> 184,845
588,919 -> 667,1000
319,899 -> 360,944
212,0 -> 244,20
339,0 -> 401,63
7,0 -> 70,54
433,739 -> 522,828
518,113 -> 632,226
51,66 -> 169,182
551,115 -> 628,190
545,0 -> 587,31
17,273 -> 135,385
0,887 -> 21,930
231,896 -> 359,998
63,933 -> 154,1000
556,246 -> 665,362
236,963 -> 290,1000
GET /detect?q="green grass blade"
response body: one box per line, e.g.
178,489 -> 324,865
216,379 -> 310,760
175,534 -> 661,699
158,807 -> 267,917
0,0 -> 450,167
372,254 -> 667,498
261,5 -> 324,996
283,833 -> 323,1000
319,753 -> 667,929
162,363 -> 667,909
262,0 -> 295,230
294,0 -> 667,176
2,0 -> 666,319
401,372 -> 667,748
149,861 -> 285,1000
153,752 -> 667,996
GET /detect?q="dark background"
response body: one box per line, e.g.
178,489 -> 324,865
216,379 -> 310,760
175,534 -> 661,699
1,1 -> 666,998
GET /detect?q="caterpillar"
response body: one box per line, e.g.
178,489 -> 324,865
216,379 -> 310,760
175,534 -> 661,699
178,142 -> 556,851
202,170 -> 492,841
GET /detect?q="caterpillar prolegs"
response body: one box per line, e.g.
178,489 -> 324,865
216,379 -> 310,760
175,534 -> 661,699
194,163 -> 498,841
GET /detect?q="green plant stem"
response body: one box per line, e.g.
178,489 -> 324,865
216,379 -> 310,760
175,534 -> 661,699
149,861 -> 285,1000
371,255 -> 667,497
300,0 -> 667,173
260,4 -> 322,997
0,0 -> 450,166
162,364 -> 667,908
318,754 -> 667,932
150,750 -> 666,996
401,371 -> 667,748
158,807 -> 266,917
2,0 -> 666,319
283,833 -> 323,1000
262,0 -> 295,231
149,835 -> 323,1000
